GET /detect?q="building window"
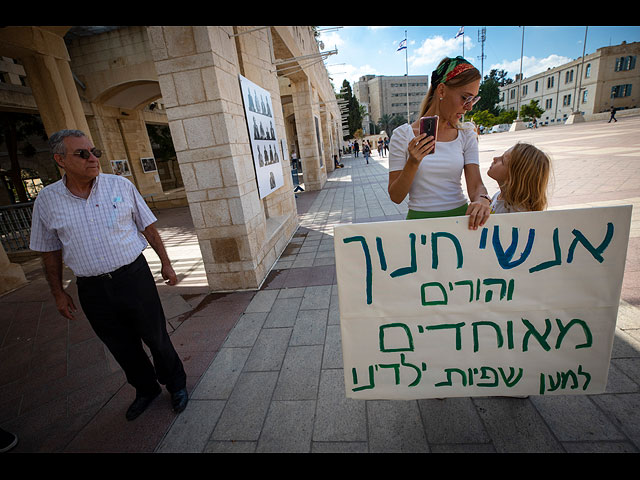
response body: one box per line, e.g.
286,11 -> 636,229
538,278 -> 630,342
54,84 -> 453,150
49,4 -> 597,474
615,56 -> 636,71
611,84 -> 632,98
582,89 -> 588,104
563,94 -> 572,106
565,70 -> 574,83
522,85 -> 528,96
545,98 -> 553,109
510,89 -> 516,99
535,80 -> 539,92
547,76 -> 554,88
585,63 -> 591,78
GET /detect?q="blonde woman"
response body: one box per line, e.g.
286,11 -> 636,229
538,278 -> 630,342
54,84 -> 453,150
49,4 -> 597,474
487,142 -> 551,213
388,56 -> 491,230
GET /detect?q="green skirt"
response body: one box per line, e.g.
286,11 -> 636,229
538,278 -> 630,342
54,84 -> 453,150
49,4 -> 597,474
406,203 -> 468,220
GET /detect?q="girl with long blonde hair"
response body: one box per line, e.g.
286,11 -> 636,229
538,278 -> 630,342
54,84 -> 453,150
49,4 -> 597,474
487,142 -> 551,213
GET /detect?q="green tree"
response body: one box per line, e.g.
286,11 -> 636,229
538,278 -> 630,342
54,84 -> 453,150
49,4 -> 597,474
520,99 -> 545,122
338,80 -> 362,140
471,110 -> 498,128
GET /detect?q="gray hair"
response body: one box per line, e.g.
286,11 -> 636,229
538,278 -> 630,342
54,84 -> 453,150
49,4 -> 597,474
48,129 -> 87,155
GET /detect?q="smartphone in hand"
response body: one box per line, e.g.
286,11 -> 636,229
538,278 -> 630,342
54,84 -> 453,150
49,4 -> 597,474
419,116 -> 438,155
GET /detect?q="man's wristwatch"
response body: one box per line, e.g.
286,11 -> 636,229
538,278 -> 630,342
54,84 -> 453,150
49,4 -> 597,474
479,194 -> 491,203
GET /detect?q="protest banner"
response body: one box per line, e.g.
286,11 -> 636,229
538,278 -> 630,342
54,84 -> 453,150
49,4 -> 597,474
334,206 -> 632,399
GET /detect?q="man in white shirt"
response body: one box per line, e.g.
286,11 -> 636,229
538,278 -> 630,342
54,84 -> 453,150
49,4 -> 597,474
30,129 -> 188,421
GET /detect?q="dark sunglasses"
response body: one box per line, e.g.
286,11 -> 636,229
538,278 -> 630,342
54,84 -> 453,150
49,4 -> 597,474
71,148 -> 102,160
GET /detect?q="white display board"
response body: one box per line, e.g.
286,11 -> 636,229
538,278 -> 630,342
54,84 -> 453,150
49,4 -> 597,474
334,206 -> 632,399
239,74 -> 284,199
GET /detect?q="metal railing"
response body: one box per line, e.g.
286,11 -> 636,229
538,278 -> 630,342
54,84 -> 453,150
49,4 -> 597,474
0,202 -> 34,252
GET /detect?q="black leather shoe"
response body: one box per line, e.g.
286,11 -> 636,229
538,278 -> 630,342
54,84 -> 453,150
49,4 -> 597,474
126,388 -> 161,421
171,388 -> 188,413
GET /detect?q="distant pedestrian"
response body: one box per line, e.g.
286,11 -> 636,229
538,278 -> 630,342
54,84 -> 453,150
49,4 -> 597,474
377,138 -> 384,157
354,140 -> 360,157
609,106 -> 617,123
363,142 -> 371,164
384,137 -> 389,155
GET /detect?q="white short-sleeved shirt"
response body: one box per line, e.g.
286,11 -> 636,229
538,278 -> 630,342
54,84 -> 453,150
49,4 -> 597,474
388,122 -> 479,212
29,173 -> 157,277
490,191 -> 526,214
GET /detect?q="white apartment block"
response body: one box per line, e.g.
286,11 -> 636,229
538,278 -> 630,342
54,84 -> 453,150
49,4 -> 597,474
498,41 -> 640,125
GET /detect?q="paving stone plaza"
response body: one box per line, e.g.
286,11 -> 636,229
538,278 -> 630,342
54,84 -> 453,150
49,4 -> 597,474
1,117 -> 639,453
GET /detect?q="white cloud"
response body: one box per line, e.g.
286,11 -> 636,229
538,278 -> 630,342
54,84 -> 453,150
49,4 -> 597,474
409,35 -> 475,72
327,63 -> 381,92
490,54 -> 573,79
318,31 -> 344,49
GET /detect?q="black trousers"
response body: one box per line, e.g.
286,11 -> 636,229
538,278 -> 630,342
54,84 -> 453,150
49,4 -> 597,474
76,254 -> 186,396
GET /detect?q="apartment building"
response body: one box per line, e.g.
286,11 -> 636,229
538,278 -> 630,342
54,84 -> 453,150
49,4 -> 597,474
354,74 -> 430,134
498,41 -> 639,125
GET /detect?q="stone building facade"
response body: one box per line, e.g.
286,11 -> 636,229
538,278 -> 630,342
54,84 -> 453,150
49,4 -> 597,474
0,26 -> 342,293
498,41 -> 640,125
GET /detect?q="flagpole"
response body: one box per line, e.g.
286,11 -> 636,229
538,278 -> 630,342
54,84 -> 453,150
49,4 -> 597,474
405,29 -> 409,122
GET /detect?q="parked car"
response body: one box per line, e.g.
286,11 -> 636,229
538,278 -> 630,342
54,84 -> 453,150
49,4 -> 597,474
489,123 -> 510,134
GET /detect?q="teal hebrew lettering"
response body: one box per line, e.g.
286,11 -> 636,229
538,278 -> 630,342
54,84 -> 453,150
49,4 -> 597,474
492,225 -> 536,269
390,233 -> 417,277
421,282 -> 448,306
379,323 -> 414,352
567,222 -> 614,264
431,232 -> 463,269
529,227 -> 562,273
343,235 -> 372,304
375,237 -> 387,271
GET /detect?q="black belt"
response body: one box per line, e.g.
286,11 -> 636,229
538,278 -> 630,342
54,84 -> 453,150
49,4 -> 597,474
78,254 -> 144,282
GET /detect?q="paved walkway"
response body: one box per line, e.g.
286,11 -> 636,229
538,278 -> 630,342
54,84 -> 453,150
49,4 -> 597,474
1,117 -> 639,453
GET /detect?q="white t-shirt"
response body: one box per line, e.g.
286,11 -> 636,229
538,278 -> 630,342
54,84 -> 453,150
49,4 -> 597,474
388,122 -> 479,212
490,191 -> 526,214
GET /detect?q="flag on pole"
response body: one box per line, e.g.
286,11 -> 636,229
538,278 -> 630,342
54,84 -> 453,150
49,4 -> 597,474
397,39 -> 407,51
455,26 -> 464,38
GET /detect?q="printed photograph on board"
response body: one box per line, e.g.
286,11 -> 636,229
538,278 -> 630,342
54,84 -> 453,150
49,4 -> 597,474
140,156 -> 158,173
239,74 -> 284,199
111,159 -> 131,176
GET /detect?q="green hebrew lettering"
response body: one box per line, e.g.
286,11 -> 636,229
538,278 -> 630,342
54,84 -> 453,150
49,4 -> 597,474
472,321 -> 504,352
421,282 -> 448,306
522,318 -> 552,352
379,323 -> 414,352
425,323 -> 465,350
555,318 -> 592,350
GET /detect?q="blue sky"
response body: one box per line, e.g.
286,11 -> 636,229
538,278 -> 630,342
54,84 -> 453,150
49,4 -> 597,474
317,26 -> 640,93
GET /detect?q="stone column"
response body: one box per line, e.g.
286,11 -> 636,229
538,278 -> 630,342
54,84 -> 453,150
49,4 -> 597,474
291,78 -> 326,191
147,26 -> 296,291
21,53 -> 91,138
